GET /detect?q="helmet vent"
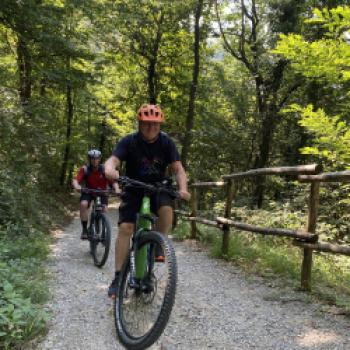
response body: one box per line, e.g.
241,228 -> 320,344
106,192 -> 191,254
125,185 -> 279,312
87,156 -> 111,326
137,104 -> 164,122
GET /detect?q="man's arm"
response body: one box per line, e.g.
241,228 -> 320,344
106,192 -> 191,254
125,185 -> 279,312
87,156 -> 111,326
72,178 -> 81,192
169,161 -> 191,201
72,167 -> 84,192
105,155 -> 121,181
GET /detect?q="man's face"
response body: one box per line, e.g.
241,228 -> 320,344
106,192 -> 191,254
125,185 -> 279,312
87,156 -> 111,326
91,157 -> 101,167
139,121 -> 161,142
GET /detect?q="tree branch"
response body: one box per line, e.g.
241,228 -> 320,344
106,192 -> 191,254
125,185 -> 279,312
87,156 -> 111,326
277,82 -> 302,111
242,1 -> 253,21
214,0 -> 243,61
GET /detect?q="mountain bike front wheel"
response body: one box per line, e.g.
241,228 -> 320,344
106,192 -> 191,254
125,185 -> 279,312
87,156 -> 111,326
91,212 -> 111,268
114,231 -> 177,350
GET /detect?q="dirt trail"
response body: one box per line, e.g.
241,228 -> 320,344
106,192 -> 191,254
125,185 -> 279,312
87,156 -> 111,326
37,203 -> 350,349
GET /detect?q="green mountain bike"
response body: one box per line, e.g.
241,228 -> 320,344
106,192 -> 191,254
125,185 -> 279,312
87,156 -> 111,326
114,176 -> 179,350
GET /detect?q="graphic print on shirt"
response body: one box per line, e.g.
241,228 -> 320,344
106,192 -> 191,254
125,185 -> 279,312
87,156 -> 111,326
139,157 -> 163,178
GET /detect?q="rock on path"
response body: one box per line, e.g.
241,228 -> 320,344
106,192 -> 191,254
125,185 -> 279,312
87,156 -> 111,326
38,204 -> 350,350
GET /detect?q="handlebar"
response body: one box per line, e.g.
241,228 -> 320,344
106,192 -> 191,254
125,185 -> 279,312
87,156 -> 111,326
117,176 -> 180,199
80,188 -> 120,196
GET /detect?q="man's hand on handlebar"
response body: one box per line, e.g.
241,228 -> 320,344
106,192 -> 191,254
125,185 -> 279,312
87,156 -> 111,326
178,190 -> 191,202
106,169 -> 119,182
112,181 -> 122,195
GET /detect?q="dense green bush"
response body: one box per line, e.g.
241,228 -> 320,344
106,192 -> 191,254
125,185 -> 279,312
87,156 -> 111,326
0,281 -> 48,349
0,232 -> 50,349
0,162 -> 68,348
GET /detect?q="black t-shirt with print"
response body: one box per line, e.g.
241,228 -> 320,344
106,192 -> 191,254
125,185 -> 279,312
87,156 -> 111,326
112,131 -> 180,184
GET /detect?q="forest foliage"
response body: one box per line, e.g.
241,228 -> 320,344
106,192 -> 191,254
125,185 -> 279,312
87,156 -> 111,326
1,0 -> 350,347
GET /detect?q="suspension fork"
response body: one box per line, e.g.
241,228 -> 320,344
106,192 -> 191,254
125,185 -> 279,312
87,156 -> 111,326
135,196 -> 154,279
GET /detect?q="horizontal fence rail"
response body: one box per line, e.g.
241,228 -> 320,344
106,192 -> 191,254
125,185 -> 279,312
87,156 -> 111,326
175,210 -> 222,228
175,164 -> 350,292
222,164 -> 322,180
176,210 -> 317,241
298,170 -> 350,183
190,181 -> 226,188
216,217 -> 318,242
293,241 -> 350,256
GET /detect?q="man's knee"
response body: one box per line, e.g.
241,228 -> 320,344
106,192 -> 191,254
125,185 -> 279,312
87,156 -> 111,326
118,222 -> 134,237
158,206 -> 173,220
80,200 -> 89,210
157,206 -> 173,234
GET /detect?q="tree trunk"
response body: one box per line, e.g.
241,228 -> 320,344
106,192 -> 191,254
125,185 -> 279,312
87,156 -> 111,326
181,0 -> 203,169
146,13 -> 164,104
216,0 -> 292,208
99,114 -> 107,155
87,99 -> 91,149
253,113 -> 274,207
253,66 -> 285,207
39,77 -> 46,96
67,161 -> 75,190
17,35 -> 32,106
60,68 -> 74,186
147,58 -> 157,104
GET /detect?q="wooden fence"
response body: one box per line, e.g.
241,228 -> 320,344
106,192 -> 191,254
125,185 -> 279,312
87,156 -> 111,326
175,164 -> 350,291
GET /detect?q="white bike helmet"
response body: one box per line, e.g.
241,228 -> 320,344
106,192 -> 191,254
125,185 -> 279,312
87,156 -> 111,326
87,149 -> 102,158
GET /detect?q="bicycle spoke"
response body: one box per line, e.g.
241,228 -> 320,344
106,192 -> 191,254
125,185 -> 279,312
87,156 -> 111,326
114,177 -> 179,349
119,254 -> 169,338
91,213 -> 111,267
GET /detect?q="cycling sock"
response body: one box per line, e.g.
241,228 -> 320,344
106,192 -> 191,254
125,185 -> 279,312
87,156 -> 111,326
81,221 -> 88,231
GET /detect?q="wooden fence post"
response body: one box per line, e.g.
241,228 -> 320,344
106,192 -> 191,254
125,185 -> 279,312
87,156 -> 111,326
190,187 -> 198,239
301,181 -> 320,291
222,179 -> 235,256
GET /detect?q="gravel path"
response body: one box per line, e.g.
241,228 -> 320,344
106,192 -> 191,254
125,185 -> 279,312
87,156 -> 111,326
37,203 -> 350,350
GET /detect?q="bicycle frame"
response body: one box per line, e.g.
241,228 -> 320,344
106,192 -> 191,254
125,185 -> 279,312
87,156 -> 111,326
89,194 -> 104,236
92,195 -> 104,213
134,195 -> 153,279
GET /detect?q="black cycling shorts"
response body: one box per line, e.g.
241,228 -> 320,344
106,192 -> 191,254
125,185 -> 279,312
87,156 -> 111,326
118,190 -> 174,225
80,193 -> 108,206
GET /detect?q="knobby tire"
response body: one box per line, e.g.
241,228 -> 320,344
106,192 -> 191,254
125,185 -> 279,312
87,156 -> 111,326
114,231 -> 177,350
91,212 -> 111,268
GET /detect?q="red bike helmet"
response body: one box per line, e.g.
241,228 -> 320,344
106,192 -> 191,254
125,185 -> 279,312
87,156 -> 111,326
137,104 -> 164,123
